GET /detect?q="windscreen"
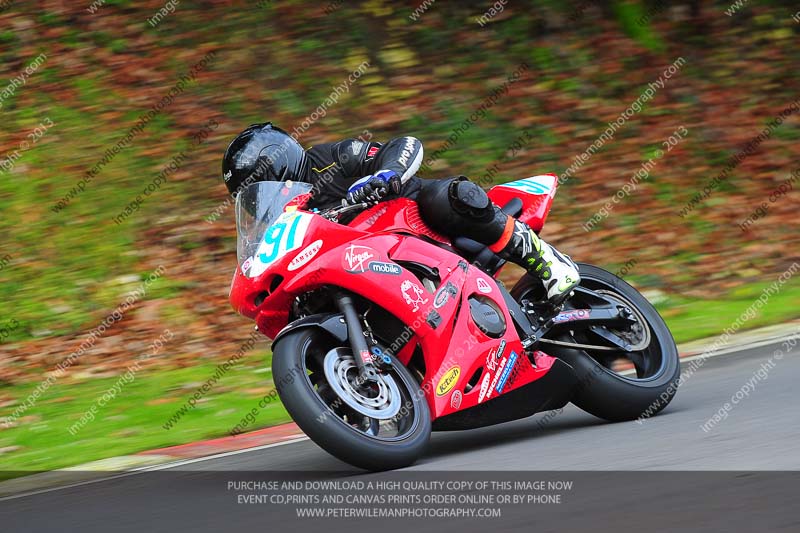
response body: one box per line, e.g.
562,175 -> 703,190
234,181 -> 314,278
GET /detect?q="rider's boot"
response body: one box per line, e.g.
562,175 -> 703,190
491,218 -> 580,306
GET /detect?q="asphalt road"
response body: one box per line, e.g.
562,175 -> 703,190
2,340 -> 799,531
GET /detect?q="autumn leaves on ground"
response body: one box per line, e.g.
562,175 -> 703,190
0,1 -> 798,471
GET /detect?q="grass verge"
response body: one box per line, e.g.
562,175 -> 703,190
0,353 -> 288,475
656,280 -> 800,343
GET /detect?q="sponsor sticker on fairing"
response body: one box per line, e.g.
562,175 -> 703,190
343,244 -> 375,273
476,277 -> 493,294
241,256 -> 253,274
485,339 -> 506,372
288,239 -> 323,271
450,390 -> 463,410
495,351 -> 518,394
486,356 -> 507,401
401,279 -> 429,312
433,282 -> 457,309
477,372 -> 492,403
436,366 -> 461,396
434,287 -> 449,308
368,261 -> 402,275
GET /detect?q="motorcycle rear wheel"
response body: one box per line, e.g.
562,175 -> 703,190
511,263 -> 681,422
272,328 -> 431,470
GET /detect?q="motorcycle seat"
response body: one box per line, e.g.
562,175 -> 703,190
500,196 -> 523,218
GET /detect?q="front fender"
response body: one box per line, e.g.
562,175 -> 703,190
271,313 -> 348,348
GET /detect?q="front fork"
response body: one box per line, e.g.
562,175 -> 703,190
335,293 -> 390,381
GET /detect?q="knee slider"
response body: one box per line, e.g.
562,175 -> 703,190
449,178 -> 492,219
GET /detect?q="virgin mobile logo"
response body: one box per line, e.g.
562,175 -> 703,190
344,244 -> 374,273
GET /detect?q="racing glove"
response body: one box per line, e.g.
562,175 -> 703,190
346,170 -> 401,205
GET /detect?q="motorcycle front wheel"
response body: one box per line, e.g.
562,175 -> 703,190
272,328 -> 431,471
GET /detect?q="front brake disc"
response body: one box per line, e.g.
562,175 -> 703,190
322,348 -> 402,419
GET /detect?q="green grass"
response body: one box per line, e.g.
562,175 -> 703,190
656,280 -> 800,343
611,0 -> 665,53
0,94 -> 203,341
0,353 -> 289,475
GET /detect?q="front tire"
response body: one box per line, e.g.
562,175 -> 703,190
272,329 -> 431,471
512,263 -> 681,422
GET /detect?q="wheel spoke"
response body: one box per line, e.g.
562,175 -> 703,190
626,350 -> 649,377
587,325 -> 634,351
363,418 -> 380,436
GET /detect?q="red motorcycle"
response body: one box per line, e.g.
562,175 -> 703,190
230,174 -> 680,470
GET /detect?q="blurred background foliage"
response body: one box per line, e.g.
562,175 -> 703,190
0,0 -> 799,468
1,0 -> 799,374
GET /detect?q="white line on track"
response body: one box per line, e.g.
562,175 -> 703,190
0,436 -> 310,503
142,435 -> 311,471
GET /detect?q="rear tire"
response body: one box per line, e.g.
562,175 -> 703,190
273,329 -> 431,471
512,263 -> 681,422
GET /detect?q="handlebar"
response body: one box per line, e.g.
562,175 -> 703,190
318,200 -> 371,221
318,188 -> 388,221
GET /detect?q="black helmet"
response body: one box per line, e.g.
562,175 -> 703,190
221,123 -> 310,196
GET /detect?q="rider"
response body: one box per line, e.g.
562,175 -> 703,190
222,123 -> 580,305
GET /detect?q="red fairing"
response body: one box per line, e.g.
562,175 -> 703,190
348,198 -> 451,245
285,192 -> 313,210
230,181 -> 561,421
487,174 -> 558,232
229,213 -> 364,335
